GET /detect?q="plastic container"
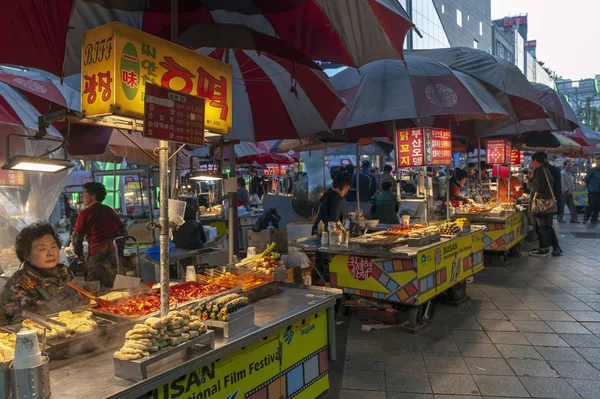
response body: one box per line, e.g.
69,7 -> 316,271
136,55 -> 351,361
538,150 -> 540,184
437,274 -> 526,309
402,215 -> 411,224
144,242 -> 175,262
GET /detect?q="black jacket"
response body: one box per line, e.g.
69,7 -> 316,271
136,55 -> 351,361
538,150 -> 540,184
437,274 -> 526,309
313,188 -> 344,232
173,219 -> 207,250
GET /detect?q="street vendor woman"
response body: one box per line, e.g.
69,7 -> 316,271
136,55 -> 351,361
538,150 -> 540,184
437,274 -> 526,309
445,168 -> 474,207
0,222 -> 84,325
72,182 -> 126,288
312,171 -> 352,282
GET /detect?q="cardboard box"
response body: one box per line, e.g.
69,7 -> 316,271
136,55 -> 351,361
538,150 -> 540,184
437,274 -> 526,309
247,228 -> 288,254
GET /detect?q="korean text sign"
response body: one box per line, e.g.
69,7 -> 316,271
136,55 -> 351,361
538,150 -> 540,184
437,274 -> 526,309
424,128 -> 452,165
486,139 -> 510,164
81,22 -> 232,134
143,84 -> 205,145
510,149 -> 522,165
396,128 -> 452,167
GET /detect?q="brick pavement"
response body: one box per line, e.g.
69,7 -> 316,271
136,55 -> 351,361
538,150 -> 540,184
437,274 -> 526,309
323,223 -> 600,398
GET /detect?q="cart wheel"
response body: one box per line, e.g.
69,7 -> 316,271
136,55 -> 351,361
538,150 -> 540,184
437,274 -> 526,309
510,243 -> 522,257
447,281 -> 468,302
407,301 -> 435,332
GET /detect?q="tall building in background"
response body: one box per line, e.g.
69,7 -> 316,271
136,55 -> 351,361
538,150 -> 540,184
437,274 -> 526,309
430,0 -> 492,51
492,14 -> 554,88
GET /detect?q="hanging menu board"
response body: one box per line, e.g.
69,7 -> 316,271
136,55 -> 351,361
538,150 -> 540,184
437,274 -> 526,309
510,149 -> 523,165
396,128 -> 425,167
424,128 -> 452,165
396,127 -> 452,168
486,139 -> 511,165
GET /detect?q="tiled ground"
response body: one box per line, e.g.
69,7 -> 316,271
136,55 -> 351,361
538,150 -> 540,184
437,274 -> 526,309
323,223 -> 600,398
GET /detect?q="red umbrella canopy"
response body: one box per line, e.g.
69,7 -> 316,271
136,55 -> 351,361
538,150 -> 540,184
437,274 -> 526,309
331,56 -> 510,140
2,0 -> 415,78
197,48 -> 344,141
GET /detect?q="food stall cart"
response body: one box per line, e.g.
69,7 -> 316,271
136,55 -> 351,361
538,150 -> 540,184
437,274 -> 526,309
291,225 -> 485,331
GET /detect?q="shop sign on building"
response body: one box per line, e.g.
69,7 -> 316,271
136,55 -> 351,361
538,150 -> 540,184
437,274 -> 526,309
486,139 -> 511,164
396,127 -> 452,168
81,22 -> 232,134
143,84 -> 205,145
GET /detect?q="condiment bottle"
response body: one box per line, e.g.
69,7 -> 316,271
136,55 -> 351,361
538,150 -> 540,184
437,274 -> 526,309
317,220 -> 325,235
321,232 -> 329,246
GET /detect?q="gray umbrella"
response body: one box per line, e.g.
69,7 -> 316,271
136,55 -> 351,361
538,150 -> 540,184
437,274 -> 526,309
411,47 -> 547,121
331,55 -> 510,140
532,83 -> 579,131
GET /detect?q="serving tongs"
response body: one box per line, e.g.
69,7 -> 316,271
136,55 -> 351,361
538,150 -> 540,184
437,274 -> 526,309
66,282 -> 113,308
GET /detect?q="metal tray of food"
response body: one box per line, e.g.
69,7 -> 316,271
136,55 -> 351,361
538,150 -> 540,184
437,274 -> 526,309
204,305 -> 255,338
349,231 -> 409,248
2,311 -> 127,360
114,330 -> 215,381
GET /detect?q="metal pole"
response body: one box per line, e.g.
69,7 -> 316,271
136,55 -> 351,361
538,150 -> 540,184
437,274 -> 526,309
393,120 -> 401,203
230,144 -> 238,261
356,143 -> 361,218
446,169 -> 450,220
170,143 -> 178,199
157,0 -> 178,316
138,173 -> 145,217
478,137 -> 482,184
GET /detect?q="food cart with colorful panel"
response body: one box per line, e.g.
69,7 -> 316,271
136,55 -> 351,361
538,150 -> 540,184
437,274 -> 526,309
290,227 -> 485,331
453,210 -> 527,264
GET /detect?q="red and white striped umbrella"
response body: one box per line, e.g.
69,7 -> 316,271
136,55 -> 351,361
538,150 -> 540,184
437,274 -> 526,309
197,48 -> 345,141
1,0 -> 415,78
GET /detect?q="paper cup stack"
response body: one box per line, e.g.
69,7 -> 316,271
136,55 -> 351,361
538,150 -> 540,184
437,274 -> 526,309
12,331 -> 44,370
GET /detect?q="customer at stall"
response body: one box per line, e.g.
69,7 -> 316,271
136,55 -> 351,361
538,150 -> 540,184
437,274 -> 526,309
372,182 -> 400,224
0,222 -> 84,325
559,161 -> 579,223
584,158 -> 600,224
173,205 -> 207,250
72,182 -> 126,288
528,152 -> 556,257
236,177 -> 250,209
312,172 -> 353,282
378,164 -> 395,193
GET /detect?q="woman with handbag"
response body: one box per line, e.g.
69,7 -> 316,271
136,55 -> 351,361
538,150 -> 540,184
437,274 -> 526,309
527,152 -> 557,257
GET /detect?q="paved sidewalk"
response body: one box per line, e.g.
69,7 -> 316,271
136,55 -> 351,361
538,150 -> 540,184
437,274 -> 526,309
325,224 -> 600,398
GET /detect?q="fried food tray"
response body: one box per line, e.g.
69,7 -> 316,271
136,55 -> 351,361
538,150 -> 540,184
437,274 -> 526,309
349,231 -> 409,248
1,313 -> 128,360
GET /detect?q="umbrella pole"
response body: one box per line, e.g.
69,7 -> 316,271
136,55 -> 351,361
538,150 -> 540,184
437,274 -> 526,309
478,137 -> 482,184
393,120 -> 401,204
356,143 -> 361,218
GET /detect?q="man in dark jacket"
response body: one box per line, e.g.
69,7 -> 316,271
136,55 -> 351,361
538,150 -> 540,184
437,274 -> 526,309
584,159 -> 600,224
348,160 -> 376,203
173,205 -> 207,250
545,156 -> 563,255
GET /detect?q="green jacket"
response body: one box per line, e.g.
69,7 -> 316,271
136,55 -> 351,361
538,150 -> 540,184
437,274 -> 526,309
373,191 -> 399,225
0,262 -> 83,325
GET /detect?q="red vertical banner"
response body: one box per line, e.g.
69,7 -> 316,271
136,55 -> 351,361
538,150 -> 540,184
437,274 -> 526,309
486,139 -> 510,164
424,128 -> 452,166
396,128 -> 425,167
510,149 -> 522,165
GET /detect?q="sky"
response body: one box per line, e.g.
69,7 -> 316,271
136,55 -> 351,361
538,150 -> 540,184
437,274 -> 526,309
491,0 -> 598,80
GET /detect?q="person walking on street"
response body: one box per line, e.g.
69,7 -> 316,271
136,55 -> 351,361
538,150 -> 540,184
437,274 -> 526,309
559,161 -> 579,223
528,153 -> 556,257
584,159 -> 600,224
546,156 -> 563,255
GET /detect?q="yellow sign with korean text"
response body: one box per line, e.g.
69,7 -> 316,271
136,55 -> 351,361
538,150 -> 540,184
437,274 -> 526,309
147,310 -> 330,399
81,22 -> 232,134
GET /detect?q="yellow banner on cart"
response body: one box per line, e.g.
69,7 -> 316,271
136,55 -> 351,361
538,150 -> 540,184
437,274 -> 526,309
81,22 -> 232,134
147,310 -> 329,399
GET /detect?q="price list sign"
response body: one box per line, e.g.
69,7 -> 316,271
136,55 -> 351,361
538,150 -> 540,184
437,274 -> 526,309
424,128 -> 452,165
396,128 -> 424,167
199,164 -> 219,173
0,170 -> 26,186
486,139 -> 510,164
143,84 -> 205,145
510,148 -> 522,165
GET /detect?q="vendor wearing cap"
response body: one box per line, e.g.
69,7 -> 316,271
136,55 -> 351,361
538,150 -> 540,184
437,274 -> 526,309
72,182 -> 125,288
0,222 -> 83,325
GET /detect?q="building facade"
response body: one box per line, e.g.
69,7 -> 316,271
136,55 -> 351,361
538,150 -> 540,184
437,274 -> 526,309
431,0 -> 492,51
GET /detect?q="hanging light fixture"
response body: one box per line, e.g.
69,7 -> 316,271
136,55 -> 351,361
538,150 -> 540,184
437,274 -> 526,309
187,171 -> 227,181
3,117 -> 73,173
2,155 -> 72,173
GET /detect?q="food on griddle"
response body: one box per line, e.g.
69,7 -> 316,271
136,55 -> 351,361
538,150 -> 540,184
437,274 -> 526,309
204,272 -> 269,289
114,310 -> 207,360
97,293 -> 177,318
0,332 -> 16,363
168,281 -> 227,301
387,223 -> 425,235
408,226 -> 439,239
20,310 -> 98,339
440,222 -> 461,235
89,291 -> 129,306
455,218 -> 470,227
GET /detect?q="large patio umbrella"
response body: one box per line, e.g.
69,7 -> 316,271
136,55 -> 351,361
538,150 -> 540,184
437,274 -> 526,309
483,118 -> 558,138
517,131 -> 582,153
196,48 -> 344,141
559,124 -> 600,147
411,47 -> 547,121
331,56 -> 510,140
532,83 -> 579,131
3,0 -> 415,78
